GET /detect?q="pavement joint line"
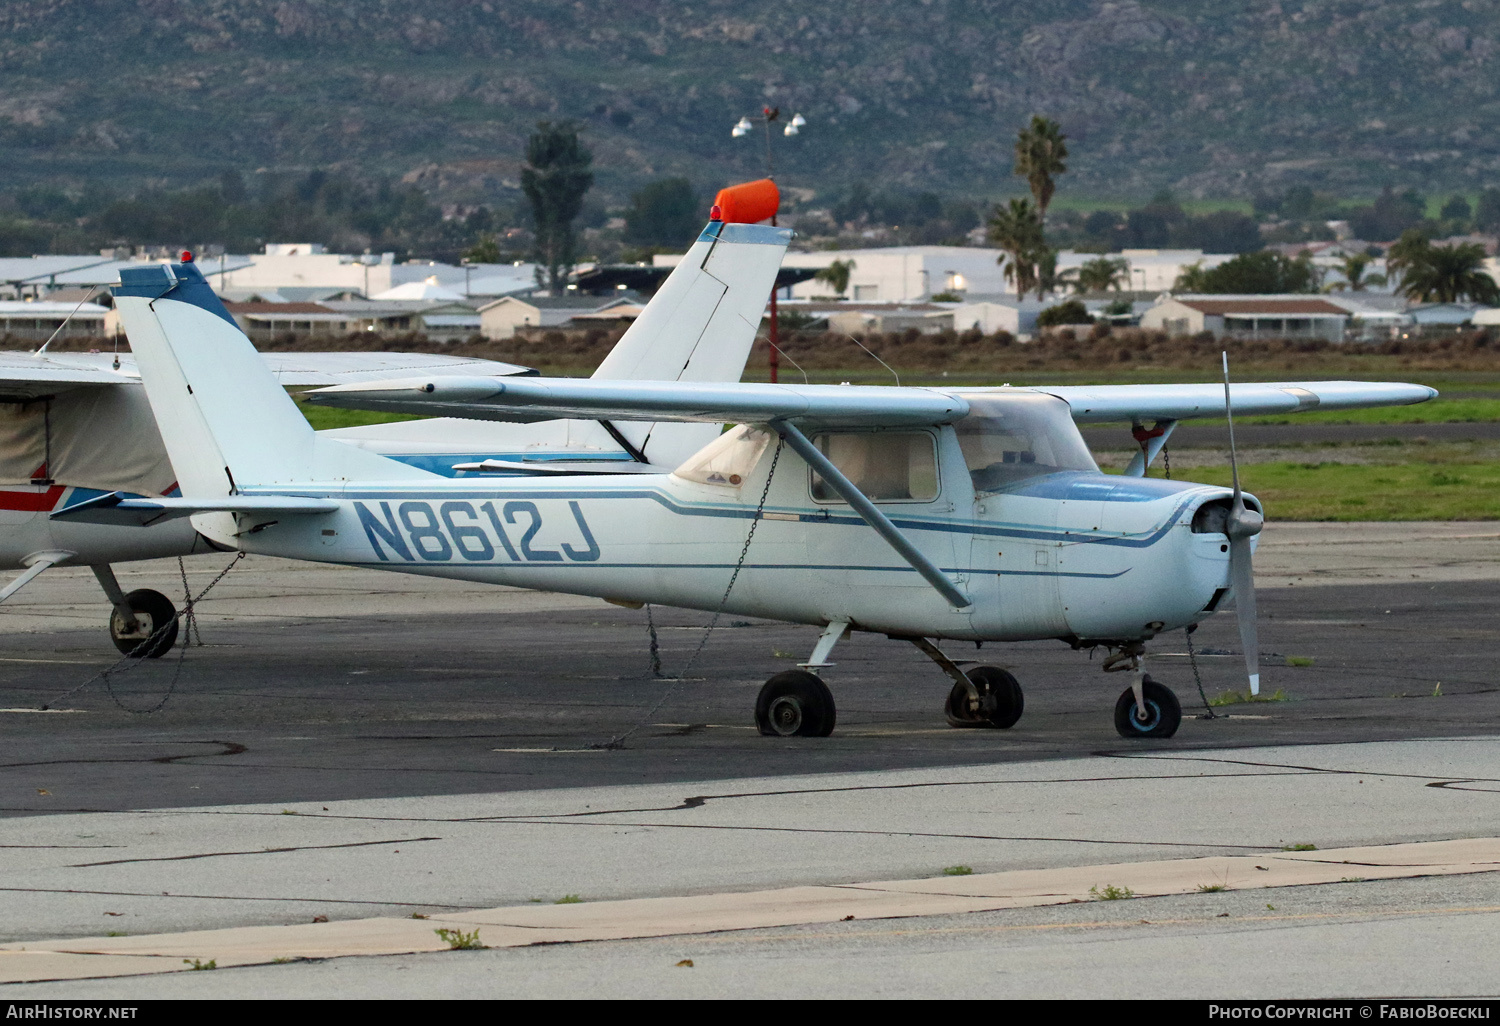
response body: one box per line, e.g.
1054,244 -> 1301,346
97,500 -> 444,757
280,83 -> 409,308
2,837 -> 1497,985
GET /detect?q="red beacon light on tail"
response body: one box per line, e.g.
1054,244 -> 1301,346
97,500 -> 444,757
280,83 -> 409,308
711,179 -> 780,225
180,250 -> 194,263
709,204 -> 723,221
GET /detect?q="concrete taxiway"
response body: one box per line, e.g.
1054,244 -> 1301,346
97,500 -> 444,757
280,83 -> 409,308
0,522 -> 1497,996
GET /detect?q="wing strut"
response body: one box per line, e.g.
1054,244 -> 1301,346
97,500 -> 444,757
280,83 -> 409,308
773,420 -> 970,609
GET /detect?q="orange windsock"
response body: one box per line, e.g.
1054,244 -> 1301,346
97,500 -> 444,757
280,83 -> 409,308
712,178 -> 780,224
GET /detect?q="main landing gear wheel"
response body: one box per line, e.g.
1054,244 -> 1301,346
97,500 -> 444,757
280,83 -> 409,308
110,589 -> 178,659
1113,675 -> 1181,739
944,665 -> 1024,729
755,670 -> 836,737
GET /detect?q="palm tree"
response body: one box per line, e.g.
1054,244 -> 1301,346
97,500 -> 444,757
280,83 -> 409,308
1385,229 -> 1431,287
987,198 -> 1045,298
1013,116 -> 1069,218
1036,249 -> 1069,297
1399,242 -> 1500,304
1073,256 -> 1130,293
1326,252 -> 1386,292
813,258 -> 856,297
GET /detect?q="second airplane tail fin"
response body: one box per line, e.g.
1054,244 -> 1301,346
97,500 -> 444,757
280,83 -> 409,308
592,221 -> 790,466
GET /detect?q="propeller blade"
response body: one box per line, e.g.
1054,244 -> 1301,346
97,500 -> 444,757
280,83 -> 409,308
1222,352 -> 1241,503
1222,350 -> 1262,694
1229,535 -> 1260,695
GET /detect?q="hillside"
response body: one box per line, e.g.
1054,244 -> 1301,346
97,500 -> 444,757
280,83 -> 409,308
1,1 -> 1498,205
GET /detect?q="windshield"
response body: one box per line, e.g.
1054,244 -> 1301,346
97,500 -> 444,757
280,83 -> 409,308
954,392 -> 1098,493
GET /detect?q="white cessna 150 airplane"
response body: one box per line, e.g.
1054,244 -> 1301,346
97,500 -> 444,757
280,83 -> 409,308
60,246 -> 1436,740
1,221 -> 790,655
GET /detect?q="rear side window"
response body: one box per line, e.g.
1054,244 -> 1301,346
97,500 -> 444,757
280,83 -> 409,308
672,424 -> 773,488
810,432 -> 939,503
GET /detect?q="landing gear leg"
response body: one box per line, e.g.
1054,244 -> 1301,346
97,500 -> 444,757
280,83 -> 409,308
906,637 -> 1024,729
94,565 -> 178,659
754,621 -> 846,738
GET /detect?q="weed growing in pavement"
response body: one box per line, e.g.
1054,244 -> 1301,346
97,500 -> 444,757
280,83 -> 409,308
554,895 -> 582,904
272,957 -> 294,964
1209,688 -> 1288,707
1340,877 -> 1366,883
1281,843 -> 1317,851
434,927 -> 485,950
105,931 -> 126,937
1090,885 -> 1135,901
942,866 -> 974,876
1285,656 -> 1315,667
1196,884 -> 1227,893
409,913 -> 428,919
1433,683 -> 1444,697
280,809 -> 298,815
183,959 -> 216,970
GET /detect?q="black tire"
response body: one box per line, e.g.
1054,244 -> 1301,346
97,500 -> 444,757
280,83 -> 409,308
1113,676 -> 1181,739
755,670 -> 836,737
944,665 -> 1024,729
110,589 -> 178,659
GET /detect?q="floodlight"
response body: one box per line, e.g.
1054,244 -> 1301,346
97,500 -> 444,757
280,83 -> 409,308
783,124 -> 798,136
790,113 -> 806,128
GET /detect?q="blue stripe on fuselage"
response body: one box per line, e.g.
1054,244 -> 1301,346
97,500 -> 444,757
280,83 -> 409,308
246,470 -> 1222,551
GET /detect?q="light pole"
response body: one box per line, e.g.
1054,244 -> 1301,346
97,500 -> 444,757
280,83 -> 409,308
733,107 -> 805,383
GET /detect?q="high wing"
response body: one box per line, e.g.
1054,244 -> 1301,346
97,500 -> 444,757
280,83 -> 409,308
0,348 -> 535,398
0,350 -> 138,399
305,376 -> 969,428
259,351 -> 535,386
1030,381 -> 1437,423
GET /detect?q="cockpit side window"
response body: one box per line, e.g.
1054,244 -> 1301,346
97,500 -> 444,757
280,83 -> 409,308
954,393 -> 1098,493
809,431 -> 939,503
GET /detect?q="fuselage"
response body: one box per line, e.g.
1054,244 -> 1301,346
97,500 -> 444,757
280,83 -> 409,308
221,436 -> 1249,645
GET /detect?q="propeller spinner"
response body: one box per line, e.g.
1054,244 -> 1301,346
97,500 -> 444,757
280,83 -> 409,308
1222,352 -> 1264,694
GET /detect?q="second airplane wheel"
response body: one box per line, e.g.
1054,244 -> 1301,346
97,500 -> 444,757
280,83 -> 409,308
110,589 -> 179,659
755,670 -> 836,738
944,665 -> 1024,729
1113,676 -> 1181,739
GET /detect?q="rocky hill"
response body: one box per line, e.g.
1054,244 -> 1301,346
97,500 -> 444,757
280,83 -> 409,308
1,1 -> 1498,204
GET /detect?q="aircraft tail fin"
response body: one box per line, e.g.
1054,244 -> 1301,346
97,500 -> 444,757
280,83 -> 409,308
592,221 -> 791,467
113,261 -> 432,504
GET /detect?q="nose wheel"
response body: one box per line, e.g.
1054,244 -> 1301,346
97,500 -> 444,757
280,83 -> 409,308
1112,675 -> 1181,738
755,670 -> 836,737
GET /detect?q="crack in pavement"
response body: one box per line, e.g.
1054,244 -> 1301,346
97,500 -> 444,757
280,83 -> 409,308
1105,749 -> 1500,785
447,818 -> 1279,849
0,740 -> 247,771
67,836 -> 441,868
0,886 -> 485,910
160,768 -> 1314,826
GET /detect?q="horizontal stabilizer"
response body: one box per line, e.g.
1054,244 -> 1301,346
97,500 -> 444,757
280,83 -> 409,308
50,491 -> 339,527
304,376 -> 970,428
1036,380 -> 1437,423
